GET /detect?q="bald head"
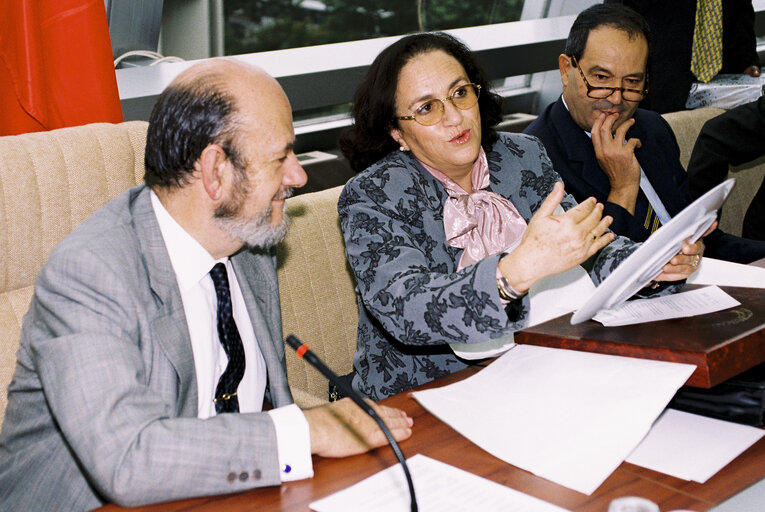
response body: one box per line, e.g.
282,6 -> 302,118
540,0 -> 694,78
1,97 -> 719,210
144,59 -> 290,190
172,58 -> 282,99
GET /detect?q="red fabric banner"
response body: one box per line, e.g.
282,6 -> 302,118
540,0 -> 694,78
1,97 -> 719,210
0,0 -> 123,136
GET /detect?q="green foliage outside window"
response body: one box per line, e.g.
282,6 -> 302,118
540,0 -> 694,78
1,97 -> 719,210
224,0 -> 523,55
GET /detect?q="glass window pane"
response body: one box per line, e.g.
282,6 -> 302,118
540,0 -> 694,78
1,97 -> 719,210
223,0 -> 525,55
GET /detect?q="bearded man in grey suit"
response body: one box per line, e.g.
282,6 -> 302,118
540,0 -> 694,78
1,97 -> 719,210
0,59 -> 412,511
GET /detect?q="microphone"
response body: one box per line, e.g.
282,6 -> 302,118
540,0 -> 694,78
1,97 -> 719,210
286,334 -> 418,512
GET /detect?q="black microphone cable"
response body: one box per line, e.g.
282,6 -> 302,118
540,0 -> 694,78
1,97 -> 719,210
285,334 -> 418,512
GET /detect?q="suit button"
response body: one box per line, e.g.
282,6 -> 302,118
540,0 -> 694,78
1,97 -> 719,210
227,471 -> 237,483
239,471 -> 249,482
252,469 -> 262,480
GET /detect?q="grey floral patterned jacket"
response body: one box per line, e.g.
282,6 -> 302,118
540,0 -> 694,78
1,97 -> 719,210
338,132 -> 639,400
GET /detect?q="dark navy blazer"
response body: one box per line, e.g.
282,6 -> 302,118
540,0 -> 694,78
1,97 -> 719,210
525,97 -> 765,263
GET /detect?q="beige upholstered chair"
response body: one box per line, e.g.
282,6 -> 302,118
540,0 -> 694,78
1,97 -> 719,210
276,186 -> 359,407
662,107 -> 764,237
0,121 -> 148,423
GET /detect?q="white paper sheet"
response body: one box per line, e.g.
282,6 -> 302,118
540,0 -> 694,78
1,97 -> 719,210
309,454 -> 571,512
412,345 -> 696,495
687,257 -> 765,288
627,409 -> 765,483
450,265 -> 595,359
593,285 -> 740,326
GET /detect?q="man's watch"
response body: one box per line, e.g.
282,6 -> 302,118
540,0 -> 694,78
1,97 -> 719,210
497,276 -> 526,301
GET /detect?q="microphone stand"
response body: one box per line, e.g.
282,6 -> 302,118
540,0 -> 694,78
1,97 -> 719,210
286,334 -> 418,512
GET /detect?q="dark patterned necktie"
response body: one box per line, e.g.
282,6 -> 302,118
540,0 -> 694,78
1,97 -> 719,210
635,189 -> 662,236
210,263 -> 245,414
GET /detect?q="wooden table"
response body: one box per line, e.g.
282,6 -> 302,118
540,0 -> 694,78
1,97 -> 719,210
98,365 -> 765,512
516,286 -> 765,388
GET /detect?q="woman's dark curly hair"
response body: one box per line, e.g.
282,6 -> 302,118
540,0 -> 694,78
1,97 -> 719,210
339,32 -> 503,172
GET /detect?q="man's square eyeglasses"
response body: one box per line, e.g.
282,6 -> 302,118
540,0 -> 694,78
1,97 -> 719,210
571,56 -> 648,102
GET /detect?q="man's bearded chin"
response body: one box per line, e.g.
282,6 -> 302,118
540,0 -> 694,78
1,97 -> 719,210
214,187 -> 294,249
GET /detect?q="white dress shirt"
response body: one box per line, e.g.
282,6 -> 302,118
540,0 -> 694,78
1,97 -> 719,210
150,191 -> 312,481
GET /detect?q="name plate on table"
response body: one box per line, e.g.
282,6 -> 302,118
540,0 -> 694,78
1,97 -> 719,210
514,286 -> 765,388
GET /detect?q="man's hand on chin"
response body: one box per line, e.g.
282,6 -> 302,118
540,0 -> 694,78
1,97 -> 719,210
592,112 -> 642,214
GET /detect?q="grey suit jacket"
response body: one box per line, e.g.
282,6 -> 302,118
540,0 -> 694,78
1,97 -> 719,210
0,186 -> 294,510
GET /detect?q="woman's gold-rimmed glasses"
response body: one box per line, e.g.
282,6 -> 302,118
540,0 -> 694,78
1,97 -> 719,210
571,56 -> 648,102
397,83 -> 481,126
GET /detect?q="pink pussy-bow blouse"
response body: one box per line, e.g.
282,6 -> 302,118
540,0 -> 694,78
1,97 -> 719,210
418,147 -> 527,270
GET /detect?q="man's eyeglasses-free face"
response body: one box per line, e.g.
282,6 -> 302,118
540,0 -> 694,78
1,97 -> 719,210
571,56 -> 648,103
397,83 -> 481,126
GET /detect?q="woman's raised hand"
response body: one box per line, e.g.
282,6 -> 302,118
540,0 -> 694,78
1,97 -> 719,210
498,182 -> 614,292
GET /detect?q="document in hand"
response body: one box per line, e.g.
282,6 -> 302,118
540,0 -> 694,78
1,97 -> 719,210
412,345 -> 696,495
571,179 -> 735,324
449,180 -> 738,360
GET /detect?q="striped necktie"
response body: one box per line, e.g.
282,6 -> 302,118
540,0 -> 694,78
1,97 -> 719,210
690,0 -> 723,83
210,263 -> 246,414
635,189 -> 662,237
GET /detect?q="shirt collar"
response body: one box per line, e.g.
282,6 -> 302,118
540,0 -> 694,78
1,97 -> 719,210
150,190 -> 225,292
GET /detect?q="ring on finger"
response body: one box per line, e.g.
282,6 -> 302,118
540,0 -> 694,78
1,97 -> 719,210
591,233 -> 598,241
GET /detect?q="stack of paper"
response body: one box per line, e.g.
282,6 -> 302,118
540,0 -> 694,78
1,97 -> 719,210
413,345 -> 695,494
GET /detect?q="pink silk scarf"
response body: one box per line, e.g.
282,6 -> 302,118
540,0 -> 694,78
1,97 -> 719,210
418,148 -> 527,270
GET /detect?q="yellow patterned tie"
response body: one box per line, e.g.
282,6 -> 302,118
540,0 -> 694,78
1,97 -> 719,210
690,0 -> 723,83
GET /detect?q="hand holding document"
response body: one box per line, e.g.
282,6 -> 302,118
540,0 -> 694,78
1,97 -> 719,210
571,179 -> 735,324
450,181 -> 748,358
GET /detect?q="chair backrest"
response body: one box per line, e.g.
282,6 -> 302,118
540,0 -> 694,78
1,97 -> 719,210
0,121 -> 148,423
276,186 -> 359,407
662,107 -> 763,237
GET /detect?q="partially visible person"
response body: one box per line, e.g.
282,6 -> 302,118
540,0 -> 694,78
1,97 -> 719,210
338,32 -> 702,401
0,59 -> 412,511
605,0 -> 760,114
687,95 -> 765,241
524,3 -> 765,263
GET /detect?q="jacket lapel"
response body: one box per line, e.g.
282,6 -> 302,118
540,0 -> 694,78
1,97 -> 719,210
630,113 -> 686,217
130,187 -> 199,417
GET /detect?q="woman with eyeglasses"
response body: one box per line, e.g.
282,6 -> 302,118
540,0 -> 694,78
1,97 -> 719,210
337,32 -> 700,400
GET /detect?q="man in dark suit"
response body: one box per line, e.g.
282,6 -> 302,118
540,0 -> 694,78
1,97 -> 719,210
0,59 -> 412,511
524,3 -> 765,263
